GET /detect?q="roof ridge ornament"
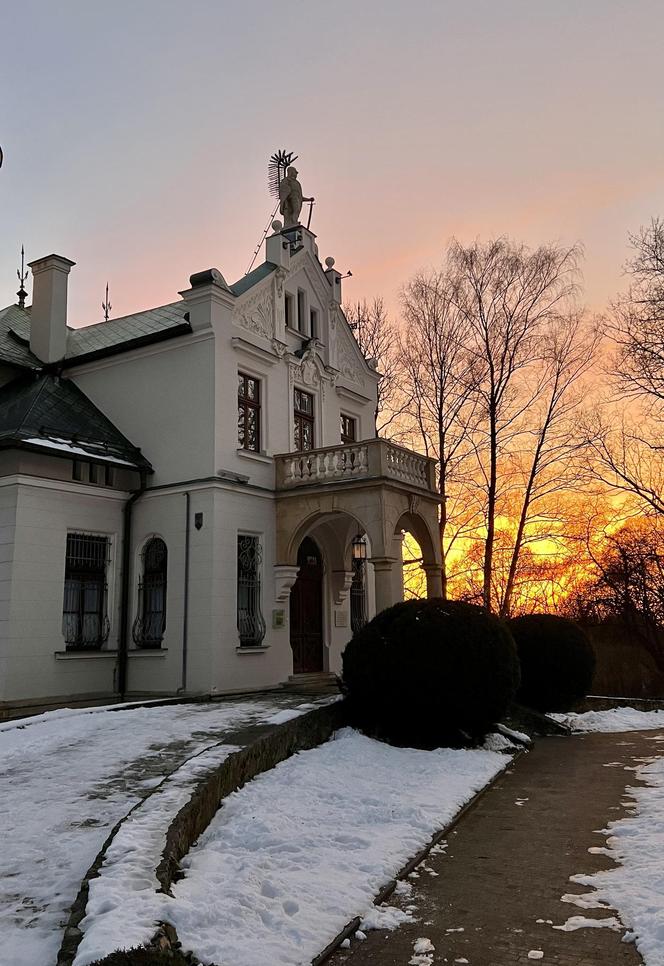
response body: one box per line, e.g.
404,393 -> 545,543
16,245 -> 28,309
102,282 -> 112,322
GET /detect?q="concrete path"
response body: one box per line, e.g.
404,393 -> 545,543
329,730 -> 663,966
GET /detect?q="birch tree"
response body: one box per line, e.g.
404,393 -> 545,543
449,238 -> 582,610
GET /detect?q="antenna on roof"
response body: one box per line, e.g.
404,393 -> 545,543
102,282 -> 112,322
16,245 -> 28,309
244,148 -> 298,276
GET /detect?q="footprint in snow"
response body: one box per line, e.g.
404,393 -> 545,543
282,899 -> 299,916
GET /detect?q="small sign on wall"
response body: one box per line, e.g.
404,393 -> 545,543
335,611 -> 349,628
272,609 -> 286,629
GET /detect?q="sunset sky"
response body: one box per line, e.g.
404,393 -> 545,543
1,0 -> 663,325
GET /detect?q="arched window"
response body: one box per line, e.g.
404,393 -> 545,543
133,537 -> 167,648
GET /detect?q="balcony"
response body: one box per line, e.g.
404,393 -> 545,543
275,438 -> 437,494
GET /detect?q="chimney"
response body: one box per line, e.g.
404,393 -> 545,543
28,254 -> 75,363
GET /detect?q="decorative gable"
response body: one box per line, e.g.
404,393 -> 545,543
333,310 -> 367,386
233,282 -> 275,340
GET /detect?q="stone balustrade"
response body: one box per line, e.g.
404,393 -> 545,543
275,438 -> 436,493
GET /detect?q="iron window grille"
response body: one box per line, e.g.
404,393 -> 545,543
340,414 -> 357,445
132,537 -> 168,648
294,388 -> 314,451
238,373 -> 261,452
350,558 -> 368,634
237,535 -> 266,647
63,533 -> 110,649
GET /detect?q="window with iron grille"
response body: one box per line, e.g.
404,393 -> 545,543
237,373 -> 261,452
340,414 -> 357,444
63,533 -> 110,649
237,535 -> 266,647
294,388 -> 314,451
132,537 -> 167,648
350,559 -> 368,634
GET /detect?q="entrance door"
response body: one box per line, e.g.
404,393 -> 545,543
290,537 -> 324,673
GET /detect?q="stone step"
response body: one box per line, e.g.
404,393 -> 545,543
282,672 -> 339,694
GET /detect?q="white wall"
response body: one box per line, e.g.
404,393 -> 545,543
0,481 -> 18,703
69,332 -> 216,486
1,476 -> 126,704
0,234 -> 383,706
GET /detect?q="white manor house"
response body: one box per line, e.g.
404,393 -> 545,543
0,210 -> 442,714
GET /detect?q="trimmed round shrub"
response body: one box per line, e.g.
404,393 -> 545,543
342,598 -> 520,748
508,613 -> 595,712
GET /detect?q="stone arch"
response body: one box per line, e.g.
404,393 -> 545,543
394,510 -> 440,568
394,508 -> 443,600
282,507 -> 372,569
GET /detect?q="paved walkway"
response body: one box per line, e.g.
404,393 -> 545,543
329,730 -> 663,966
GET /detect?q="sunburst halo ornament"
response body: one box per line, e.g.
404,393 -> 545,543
268,149 -> 298,199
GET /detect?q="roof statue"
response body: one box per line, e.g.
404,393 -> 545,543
278,166 -> 314,229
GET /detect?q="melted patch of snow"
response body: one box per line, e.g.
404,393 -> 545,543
567,752 -> 664,964
550,709 -> 664,733
553,915 -> 621,931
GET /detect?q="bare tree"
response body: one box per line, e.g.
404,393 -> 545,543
448,237 -> 582,610
589,219 -> 664,518
499,313 -> 599,616
344,298 -> 405,436
610,218 -> 664,406
565,516 -> 664,672
397,239 -> 587,611
399,271 -> 481,598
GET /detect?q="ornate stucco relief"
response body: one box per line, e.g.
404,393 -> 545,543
234,285 -> 274,340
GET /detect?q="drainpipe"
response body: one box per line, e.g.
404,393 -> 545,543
117,470 -> 147,698
177,491 -> 191,694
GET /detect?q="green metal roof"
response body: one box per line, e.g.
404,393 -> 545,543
66,302 -> 190,360
0,259 -> 276,370
0,373 -> 152,470
229,261 -> 276,297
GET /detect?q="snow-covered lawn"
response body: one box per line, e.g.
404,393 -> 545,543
0,696 -> 318,966
550,707 -> 664,733
547,706 -> 664,964
75,728 -> 514,966
566,742 -> 664,965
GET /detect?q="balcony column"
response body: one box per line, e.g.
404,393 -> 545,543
371,557 -> 399,615
423,564 -> 444,599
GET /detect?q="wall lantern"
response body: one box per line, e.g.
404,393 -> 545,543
352,534 -> 367,562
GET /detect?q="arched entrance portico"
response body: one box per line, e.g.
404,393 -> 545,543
290,537 -> 324,673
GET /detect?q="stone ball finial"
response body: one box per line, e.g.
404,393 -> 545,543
271,219 -> 283,232
325,256 -> 335,269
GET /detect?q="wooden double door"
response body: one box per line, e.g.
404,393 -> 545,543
290,537 -> 324,673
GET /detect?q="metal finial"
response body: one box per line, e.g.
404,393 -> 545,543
16,245 -> 28,309
102,282 -> 112,322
